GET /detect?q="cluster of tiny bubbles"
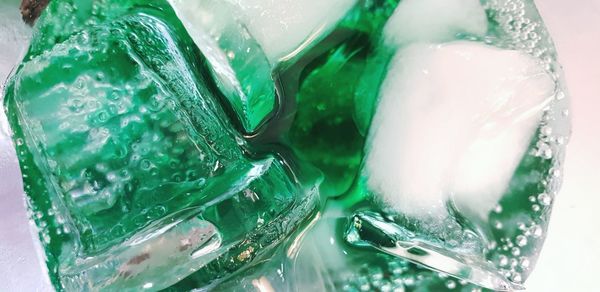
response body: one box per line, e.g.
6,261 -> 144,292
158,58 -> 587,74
481,0 -> 569,286
484,0 -> 557,67
492,220 -> 546,284
337,256 -> 491,292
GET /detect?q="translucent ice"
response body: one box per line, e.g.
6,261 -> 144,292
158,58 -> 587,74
168,0 -> 357,132
171,0 -> 357,62
384,0 -> 488,45
365,41 -> 555,220
4,7 -> 319,290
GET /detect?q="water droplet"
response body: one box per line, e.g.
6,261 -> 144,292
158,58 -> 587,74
445,280 -> 456,289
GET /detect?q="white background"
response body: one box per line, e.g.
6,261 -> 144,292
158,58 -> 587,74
526,1 -> 600,291
0,0 -> 598,291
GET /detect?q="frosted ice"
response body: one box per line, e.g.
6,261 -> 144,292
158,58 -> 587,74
169,0 -> 356,63
365,41 -> 554,220
219,0 -> 356,62
384,0 -> 488,46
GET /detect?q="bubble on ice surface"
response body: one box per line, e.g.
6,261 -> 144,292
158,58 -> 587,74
365,41 -> 554,220
384,0 -> 488,46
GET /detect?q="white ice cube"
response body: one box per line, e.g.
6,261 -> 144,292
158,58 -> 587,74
169,0 -> 356,63
365,41 -> 554,220
384,0 -> 488,46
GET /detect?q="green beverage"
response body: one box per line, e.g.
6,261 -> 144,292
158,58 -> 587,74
1,0 -> 569,291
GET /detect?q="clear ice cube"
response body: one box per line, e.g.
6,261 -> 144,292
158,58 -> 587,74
4,7 -> 318,290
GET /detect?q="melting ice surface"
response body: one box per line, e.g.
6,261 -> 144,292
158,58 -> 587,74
170,0 -> 357,62
168,0 -> 357,132
384,0 -> 488,45
365,41 -> 555,220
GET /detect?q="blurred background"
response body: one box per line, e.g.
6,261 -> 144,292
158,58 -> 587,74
0,0 -> 598,291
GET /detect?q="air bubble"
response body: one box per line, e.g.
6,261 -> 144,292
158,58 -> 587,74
532,225 -> 543,238
538,193 -> 552,205
494,221 -> 503,229
519,257 -> 530,269
498,255 -> 509,267
140,159 -> 152,170
516,235 -> 528,247
494,205 -> 503,213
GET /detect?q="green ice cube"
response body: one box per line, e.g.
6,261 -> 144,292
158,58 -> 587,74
4,3 -> 318,290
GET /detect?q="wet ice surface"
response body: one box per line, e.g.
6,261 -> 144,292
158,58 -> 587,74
168,0 -> 358,132
0,1 -> 52,291
366,41 -> 555,220
384,0 -> 488,45
171,0 -> 357,62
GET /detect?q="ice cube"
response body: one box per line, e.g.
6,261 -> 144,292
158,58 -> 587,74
168,0 -> 357,132
4,9 -> 318,290
384,0 -> 488,46
171,0 -> 357,62
365,41 -> 554,220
